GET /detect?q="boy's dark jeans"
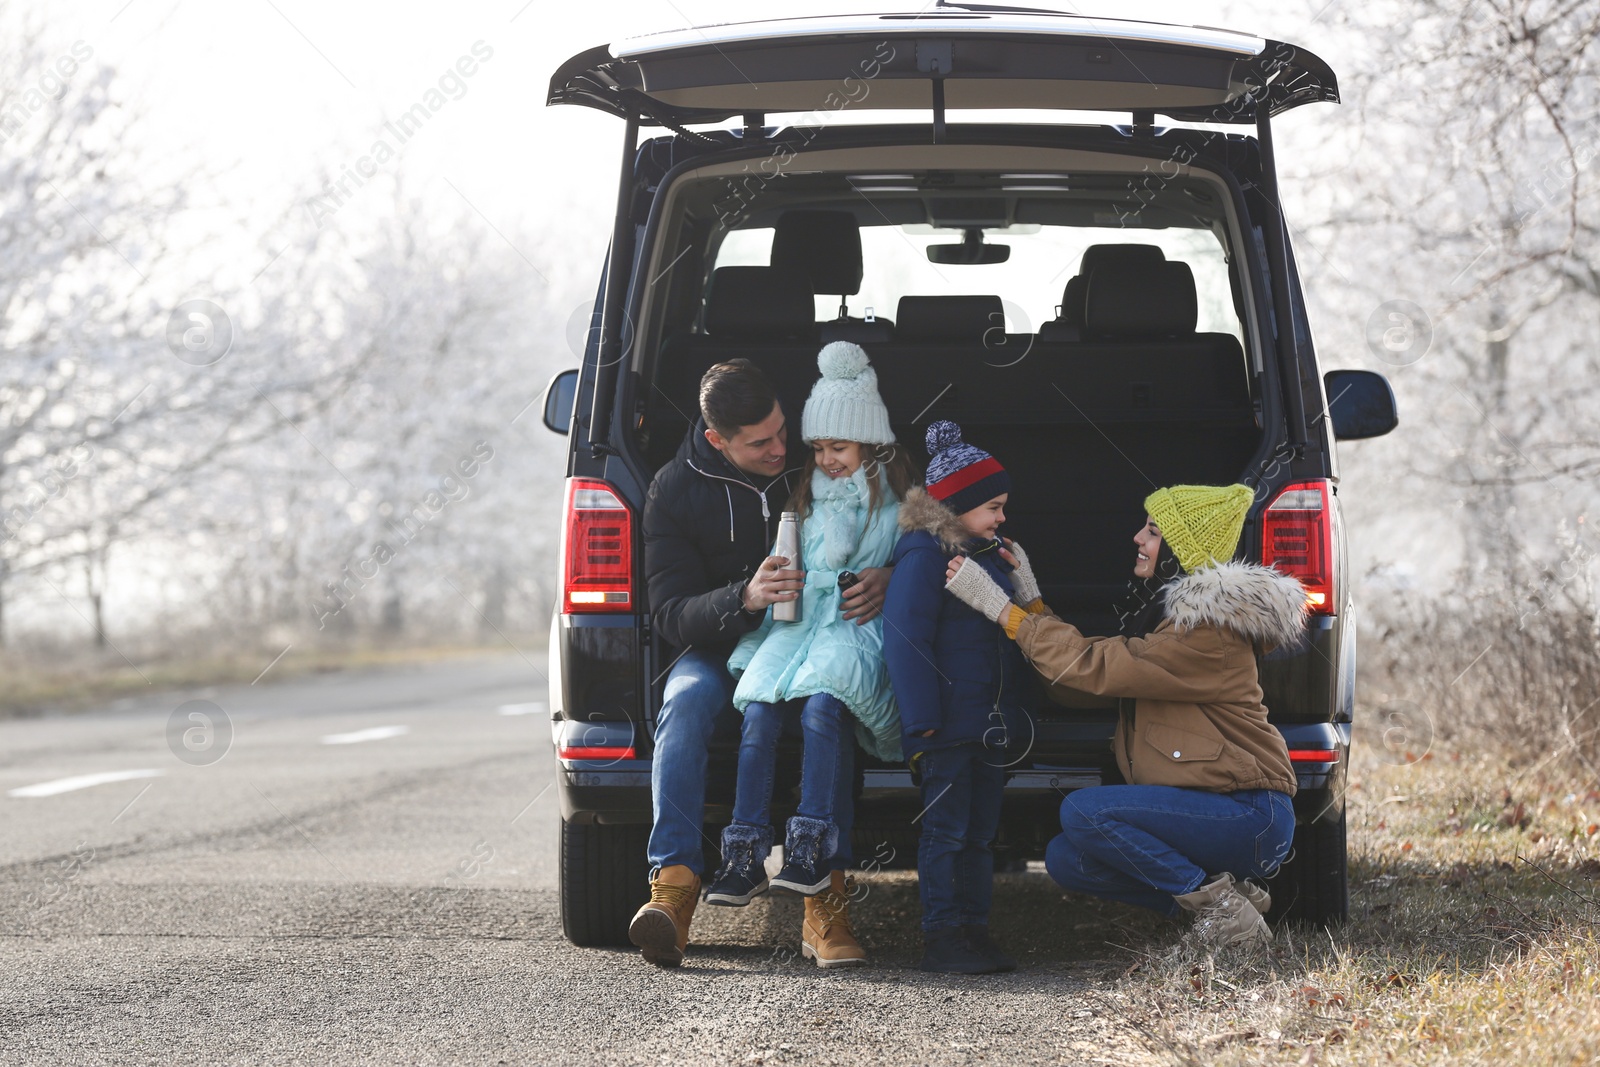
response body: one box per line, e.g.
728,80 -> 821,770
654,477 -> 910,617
915,742 -> 1005,932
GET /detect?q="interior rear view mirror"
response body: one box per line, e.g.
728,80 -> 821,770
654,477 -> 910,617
1324,369 -> 1398,441
543,368 -> 580,435
926,228 -> 1010,265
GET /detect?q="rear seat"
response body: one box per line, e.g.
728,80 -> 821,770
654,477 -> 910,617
877,264 -> 1254,630
650,265 -> 821,452
649,259 -> 1255,631
1038,243 -> 1167,343
772,210 -> 893,344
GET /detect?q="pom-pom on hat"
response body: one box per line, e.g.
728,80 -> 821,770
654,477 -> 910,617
1143,483 -> 1254,573
924,420 -> 1011,518
801,341 -> 895,445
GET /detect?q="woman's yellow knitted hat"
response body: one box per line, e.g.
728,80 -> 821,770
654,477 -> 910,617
1143,483 -> 1254,573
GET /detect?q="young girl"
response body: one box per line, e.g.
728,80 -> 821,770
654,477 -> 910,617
944,483 -> 1306,950
882,421 -> 1032,975
711,341 -> 913,969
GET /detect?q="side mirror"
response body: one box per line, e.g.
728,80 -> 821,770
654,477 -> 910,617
542,369 -> 580,435
1323,369 -> 1398,441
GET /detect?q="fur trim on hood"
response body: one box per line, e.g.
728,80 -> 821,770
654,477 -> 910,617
1161,560 -> 1309,650
897,486 -> 969,553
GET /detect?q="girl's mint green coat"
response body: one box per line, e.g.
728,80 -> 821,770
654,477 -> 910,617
729,466 -> 903,761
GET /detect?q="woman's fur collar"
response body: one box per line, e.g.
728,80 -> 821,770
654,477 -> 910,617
1161,560 -> 1309,649
898,486 -> 968,553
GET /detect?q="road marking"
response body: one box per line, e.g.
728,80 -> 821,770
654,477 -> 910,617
8,769 -> 164,798
496,702 -> 546,716
320,725 -> 410,745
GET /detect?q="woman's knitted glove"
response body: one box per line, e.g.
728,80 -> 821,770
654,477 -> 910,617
945,557 -> 1014,625
1006,540 -> 1041,607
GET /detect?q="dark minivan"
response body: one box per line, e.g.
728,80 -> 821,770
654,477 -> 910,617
541,4 -> 1397,947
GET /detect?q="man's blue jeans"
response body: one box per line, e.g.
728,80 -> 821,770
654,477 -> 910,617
916,742 -> 1006,932
647,648 -> 741,876
730,693 -> 855,870
1045,785 -> 1295,916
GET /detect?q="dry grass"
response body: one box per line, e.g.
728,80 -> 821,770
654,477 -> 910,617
0,637 -> 540,718
1100,733 -> 1600,1066
1361,564 -> 1600,776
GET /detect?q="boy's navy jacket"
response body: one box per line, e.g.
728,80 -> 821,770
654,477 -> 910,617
883,487 -> 1031,758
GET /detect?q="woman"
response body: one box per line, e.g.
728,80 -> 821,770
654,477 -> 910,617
942,483 -> 1307,948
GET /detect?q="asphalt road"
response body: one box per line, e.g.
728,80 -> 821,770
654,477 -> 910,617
0,652 -> 1163,1066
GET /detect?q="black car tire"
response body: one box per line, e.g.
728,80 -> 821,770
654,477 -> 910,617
560,819 -> 651,946
1267,809 -> 1348,927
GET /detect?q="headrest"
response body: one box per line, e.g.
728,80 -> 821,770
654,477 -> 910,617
1058,275 -> 1088,327
705,266 -> 817,339
771,210 -> 863,296
1078,242 -> 1166,276
1057,245 -> 1166,326
895,295 -> 1003,342
1083,261 -> 1198,339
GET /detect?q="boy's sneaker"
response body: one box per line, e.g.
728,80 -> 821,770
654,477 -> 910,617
919,927 -> 998,974
960,925 -> 1017,972
770,815 -> 835,896
704,823 -> 771,907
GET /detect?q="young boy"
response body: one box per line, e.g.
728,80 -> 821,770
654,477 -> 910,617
882,420 -> 1038,974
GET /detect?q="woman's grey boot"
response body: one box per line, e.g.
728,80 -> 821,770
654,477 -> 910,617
1174,872 -> 1271,949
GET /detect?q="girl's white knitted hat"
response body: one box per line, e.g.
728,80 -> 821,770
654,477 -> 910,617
801,341 -> 895,445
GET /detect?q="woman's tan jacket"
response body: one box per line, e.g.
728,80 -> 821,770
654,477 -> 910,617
1013,561 -> 1308,795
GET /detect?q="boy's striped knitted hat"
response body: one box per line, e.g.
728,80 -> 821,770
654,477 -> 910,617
924,420 -> 1010,517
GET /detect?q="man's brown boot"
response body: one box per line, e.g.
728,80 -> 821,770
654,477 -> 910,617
629,864 -> 701,967
1174,872 -> 1271,950
801,870 -> 867,968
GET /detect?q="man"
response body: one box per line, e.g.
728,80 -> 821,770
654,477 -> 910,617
632,359 -> 889,967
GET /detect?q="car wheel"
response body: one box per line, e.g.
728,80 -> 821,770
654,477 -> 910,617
560,819 -> 651,946
1267,809 -> 1348,927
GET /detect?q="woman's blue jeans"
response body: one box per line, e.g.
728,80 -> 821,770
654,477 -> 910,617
1045,785 -> 1295,916
916,742 -> 1006,932
730,693 -> 855,870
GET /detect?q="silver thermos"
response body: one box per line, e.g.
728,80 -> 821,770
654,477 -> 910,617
771,511 -> 802,623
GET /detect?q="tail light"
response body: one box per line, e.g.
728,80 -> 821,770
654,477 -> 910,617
557,745 -> 638,760
1287,749 -> 1340,763
560,478 -> 634,613
1261,479 -> 1335,615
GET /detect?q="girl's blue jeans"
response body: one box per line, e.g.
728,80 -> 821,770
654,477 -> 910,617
1045,785 -> 1295,916
916,742 -> 1006,932
730,693 -> 855,870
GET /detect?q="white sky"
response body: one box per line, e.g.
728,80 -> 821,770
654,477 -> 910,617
58,0 -> 1352,292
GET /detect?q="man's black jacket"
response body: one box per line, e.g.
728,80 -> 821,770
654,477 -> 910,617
643,418 -> 801,656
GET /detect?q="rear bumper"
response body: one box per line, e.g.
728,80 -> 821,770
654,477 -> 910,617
555,720 -> 1351,833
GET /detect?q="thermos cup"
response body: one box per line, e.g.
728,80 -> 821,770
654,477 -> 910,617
771,511 -> 802,622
